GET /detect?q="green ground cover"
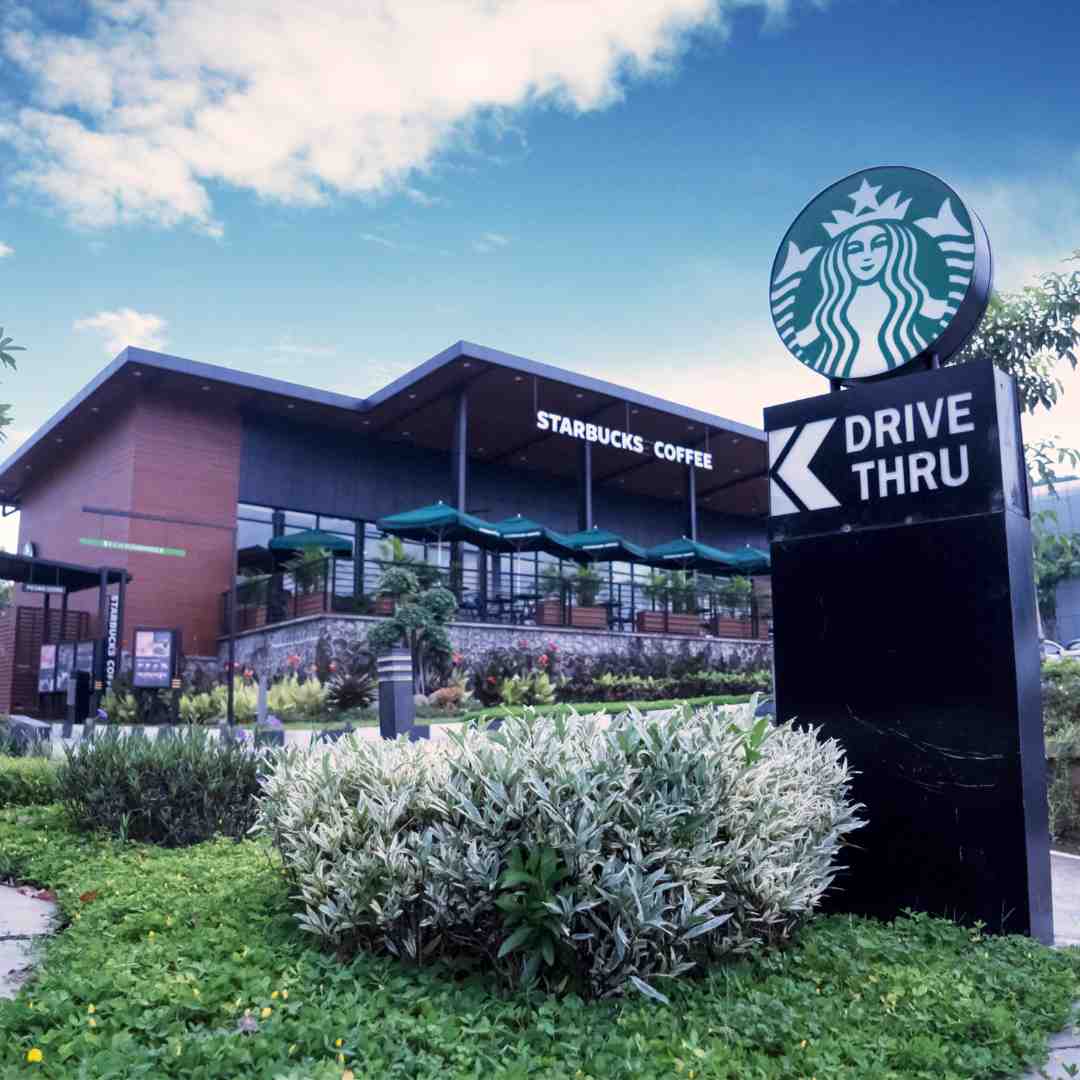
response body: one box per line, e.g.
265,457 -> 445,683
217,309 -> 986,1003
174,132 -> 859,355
1,805 -> 1078,1080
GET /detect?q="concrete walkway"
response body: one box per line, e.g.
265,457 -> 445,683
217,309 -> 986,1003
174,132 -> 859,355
0,886 -> 57,1000
1019,850 -> 1080,1079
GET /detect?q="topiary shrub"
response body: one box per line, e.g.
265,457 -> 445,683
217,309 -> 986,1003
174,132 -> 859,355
0,757 -> 60,807
58,729 -> 265,846
256,704 -> 862,1000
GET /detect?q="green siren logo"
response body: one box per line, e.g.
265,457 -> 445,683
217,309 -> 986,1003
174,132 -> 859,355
771,167 -> 991,381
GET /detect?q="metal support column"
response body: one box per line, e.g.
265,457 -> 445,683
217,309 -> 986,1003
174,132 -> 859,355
577,441 -> 593,531
451,388 -> 468,594
686,466 -> 698,542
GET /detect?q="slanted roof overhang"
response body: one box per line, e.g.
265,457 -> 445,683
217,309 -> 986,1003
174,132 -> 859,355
0,553 -> 129,593
0,341 -> 768,517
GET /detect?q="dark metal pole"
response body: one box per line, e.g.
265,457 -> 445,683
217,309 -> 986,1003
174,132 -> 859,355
686,466 -> 698,542
577,442 -> 593,531
116,565 -> 126,681
227,526 -> 238,726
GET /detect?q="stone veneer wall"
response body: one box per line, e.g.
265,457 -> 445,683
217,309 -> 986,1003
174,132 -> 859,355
218,614 -> 772,673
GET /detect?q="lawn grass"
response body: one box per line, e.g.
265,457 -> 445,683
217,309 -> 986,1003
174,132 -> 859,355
1,804 -> 1078,1079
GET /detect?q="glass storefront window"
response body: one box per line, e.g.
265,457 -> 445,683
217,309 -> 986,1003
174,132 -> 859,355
237,518 -> 273,550
318,516 -> 355,535
284,510 -> 317,529
238,503 -> 274,522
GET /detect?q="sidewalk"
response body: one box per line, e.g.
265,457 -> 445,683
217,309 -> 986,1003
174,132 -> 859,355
0,887 -> 57,1001
1018,851 -> 1080,1079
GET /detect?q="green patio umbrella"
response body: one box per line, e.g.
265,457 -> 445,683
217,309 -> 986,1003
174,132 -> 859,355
493,515 -> 577,559
561,526 -> 647,564
377,501 -> 503,548
738,546 -> 771,574
643,536 -> 750,573
268,528 -> 354,557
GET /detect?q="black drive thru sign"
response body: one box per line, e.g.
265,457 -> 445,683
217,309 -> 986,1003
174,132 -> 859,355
765,359 -> 1027,543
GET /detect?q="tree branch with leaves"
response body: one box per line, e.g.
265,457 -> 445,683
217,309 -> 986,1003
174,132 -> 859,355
0,328 -> 24,441
952,253 -> 1080,488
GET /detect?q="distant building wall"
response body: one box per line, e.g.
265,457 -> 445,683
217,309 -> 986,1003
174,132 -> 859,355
1032,479 -> 1080,641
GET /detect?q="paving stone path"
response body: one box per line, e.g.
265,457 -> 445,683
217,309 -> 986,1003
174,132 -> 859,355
0,886 -> 58,1000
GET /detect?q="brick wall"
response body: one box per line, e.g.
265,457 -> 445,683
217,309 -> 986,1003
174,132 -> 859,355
16,387 -> 242,660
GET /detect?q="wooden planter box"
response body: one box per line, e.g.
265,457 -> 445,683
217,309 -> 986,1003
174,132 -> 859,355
569,605 -> 608,630
374,596 -> 397,616
295,591 -> 327,618
710,615 -> 754,639
535,598 -> 564,626
636,611 -> 703,636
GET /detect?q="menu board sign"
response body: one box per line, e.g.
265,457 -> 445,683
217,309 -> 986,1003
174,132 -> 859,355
55,643 -> 76,695
132,629 -> 176,689
76,640 -> 95,675
38,644 -> 56,693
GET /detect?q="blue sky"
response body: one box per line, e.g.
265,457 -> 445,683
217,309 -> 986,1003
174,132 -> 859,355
1,0 -> 1079,551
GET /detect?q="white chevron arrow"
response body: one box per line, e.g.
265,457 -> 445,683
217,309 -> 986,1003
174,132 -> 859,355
769,419 -> 841,516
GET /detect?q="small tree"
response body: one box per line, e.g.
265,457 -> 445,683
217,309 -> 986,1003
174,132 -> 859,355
0,328 -> 25,440
1032,510 -> 1080,638
368,566 -> 457,693
952,254 -> 1080,488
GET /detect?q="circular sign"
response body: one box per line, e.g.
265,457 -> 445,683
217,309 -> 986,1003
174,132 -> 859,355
770,166 -> 991,382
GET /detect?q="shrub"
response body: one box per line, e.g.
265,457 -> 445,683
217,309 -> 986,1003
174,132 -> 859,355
179,685 -> 227,725
268,674 -> 327,721
257,704 -> 862,1000
325,671 -> 376,713
58,728 -> 265,846
0,756 -> 59,807
498,670 -> 557,706
0,718 -> 51,758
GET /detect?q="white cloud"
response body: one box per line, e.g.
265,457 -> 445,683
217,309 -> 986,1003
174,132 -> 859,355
267,340 -> 339,358
961,165 -> 1080,292
1,0 -> 794,233
73,307 -> 168,356
472,231 -> 510,254
0,242 -> 12,258
358,232 -> 399,250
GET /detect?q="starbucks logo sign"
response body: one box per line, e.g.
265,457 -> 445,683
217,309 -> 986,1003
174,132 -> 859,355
771,167 -> 991,381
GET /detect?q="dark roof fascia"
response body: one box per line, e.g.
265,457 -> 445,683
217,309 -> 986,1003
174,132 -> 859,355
0,346 -> 369,489
368,340 -> 766,443
1,340 -> 765,493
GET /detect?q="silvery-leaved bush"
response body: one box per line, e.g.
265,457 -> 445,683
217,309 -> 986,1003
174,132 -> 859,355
254,703 -> 863,1001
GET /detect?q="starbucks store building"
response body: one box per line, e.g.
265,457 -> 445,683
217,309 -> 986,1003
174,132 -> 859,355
0,341 -> 770,712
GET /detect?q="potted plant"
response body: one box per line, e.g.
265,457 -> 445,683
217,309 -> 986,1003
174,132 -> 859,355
710,575 -> 754,638
288,547 -> 330,618
536,565 -> 570,626
568,564 -> 607,630
636,570 -> 702,636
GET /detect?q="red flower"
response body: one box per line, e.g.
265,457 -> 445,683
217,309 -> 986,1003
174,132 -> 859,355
487,675 -> 497,685
538,654 -> 549,667
286,654 -> 301,668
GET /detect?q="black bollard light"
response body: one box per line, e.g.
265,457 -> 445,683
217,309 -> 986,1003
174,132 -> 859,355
376,647 -> 428,741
